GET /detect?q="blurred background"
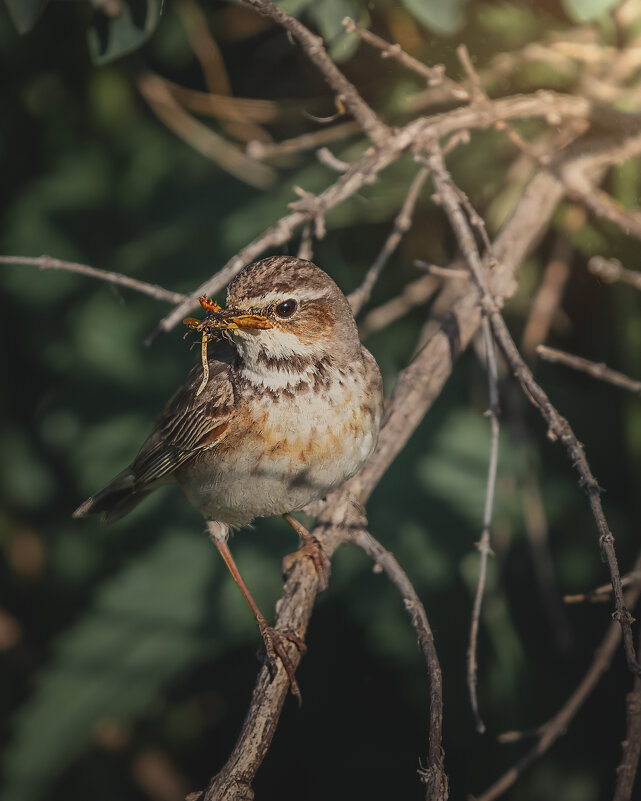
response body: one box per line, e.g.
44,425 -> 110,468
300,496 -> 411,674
2,1 -> 641,799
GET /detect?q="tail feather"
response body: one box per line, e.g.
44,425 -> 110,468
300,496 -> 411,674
73,469 -> 150,525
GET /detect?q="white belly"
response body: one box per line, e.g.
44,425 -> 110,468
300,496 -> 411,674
179,355 -> 381,527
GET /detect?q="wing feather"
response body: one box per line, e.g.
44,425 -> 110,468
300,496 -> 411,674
131,350 -> 235,487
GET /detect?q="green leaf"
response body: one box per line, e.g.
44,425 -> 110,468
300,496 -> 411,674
401,0 -> 470,35
562,0 -> 622,22
1,532 -> 216,801
3,0 -> 49,34
87,0 -> 162,65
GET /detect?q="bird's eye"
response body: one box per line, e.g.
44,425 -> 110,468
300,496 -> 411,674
275,299 -> 297,318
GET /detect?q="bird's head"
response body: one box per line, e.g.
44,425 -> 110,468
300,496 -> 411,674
204,257 -> 362,371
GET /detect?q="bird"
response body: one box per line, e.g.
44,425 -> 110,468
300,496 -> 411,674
73,255 -> 383,696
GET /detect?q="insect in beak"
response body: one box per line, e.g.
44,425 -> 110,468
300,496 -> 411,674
184,296 -> 273,333
183,297 -> 273,397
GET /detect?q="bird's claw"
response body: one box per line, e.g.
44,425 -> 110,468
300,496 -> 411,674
282,534 -> 331,591
257,618 -> 306,702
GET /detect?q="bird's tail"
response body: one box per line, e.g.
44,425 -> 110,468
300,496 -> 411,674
73,469 -> 150,525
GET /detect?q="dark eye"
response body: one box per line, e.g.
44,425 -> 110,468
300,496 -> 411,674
275,299 -> 297,318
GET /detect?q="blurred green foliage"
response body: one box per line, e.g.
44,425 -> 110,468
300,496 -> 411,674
1,1 -> 641,800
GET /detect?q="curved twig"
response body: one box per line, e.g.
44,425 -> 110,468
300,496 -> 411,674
347,528 -> 447,800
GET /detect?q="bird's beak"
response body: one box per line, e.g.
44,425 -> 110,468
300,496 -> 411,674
208,308 -> 274,331
183,306 -> 273,332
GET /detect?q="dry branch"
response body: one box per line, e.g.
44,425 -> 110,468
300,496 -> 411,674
0,254 -> 185,304
347,528 -> 447,800
192,113 -> 638,800
348,166 -> 430,315
537,345 -> 641,395
342,17 -> 468,100
149,90 -> 608,342
424,138 -> 641,681
474,550 -> 641,801
242,0 -> 390,147
588,255 -> 641,291
467,321 -> 500,735
137,72 -> 276,189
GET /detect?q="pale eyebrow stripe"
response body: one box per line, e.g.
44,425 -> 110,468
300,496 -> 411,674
230,289 -> 329,307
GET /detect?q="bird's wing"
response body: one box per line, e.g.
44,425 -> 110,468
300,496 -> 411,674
131,345 -> 236,487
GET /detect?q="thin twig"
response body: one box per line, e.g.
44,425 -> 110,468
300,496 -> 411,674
246,121 -> 360,161
564,570 -> 641,604
537,345 -> 641,395
467,320 -> 501,734
348,166 -> 430,316
0,255 -> 185,303
588,255 -> 641,291
342,17 -> 468,100
521,237 -> 573,361
316,146 -> 351,172
164,81 -> 289,124
175,0 -> 269,144
424,263 -> 470,280
297,223 -> 313,261
613,636 -> 641,801
358,273 -> 441,338
137,72 -> 276,189
347,528 -> 447,800
424,137 -> 641,679
512,394 -> 575,653
241,0 -> 390,147
474,550 -> 641,801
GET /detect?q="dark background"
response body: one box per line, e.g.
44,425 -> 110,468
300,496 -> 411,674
1,1 -> 641,799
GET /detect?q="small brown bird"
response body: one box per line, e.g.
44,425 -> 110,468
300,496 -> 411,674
74,256 -> 383,694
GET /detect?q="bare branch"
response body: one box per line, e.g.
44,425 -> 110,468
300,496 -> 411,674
537,345 -> 641,395
424,137 -> 641,680
0,254 -> 185,304
241,0 -> 390,147
295,222 -> 313,262
613,654 -> 641,801
358,273 -> 441,338
194,114 -> 613,801
588,255 -> 641,291
474,551 -> 641,801
467,320 -> 501,734
348,166 -> 430,316
246,122 -> 360,161
521,237 -> 573,361
137,72 -> 276,189
564,570 -> 641,604
316,146 -> 351,172
342,17 -> 468,100
150,90 -> 611,342
348,528 -> 447,800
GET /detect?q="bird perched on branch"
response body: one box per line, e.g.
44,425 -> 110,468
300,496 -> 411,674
74,256 -> 383,696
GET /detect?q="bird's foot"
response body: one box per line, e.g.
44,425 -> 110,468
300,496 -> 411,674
257,617 -> 306,702
282,513 -> 331,591
282,534 -> 331,591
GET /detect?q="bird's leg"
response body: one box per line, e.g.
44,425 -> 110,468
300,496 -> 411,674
282,513 -> 331,591
207,522 -> 306,700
